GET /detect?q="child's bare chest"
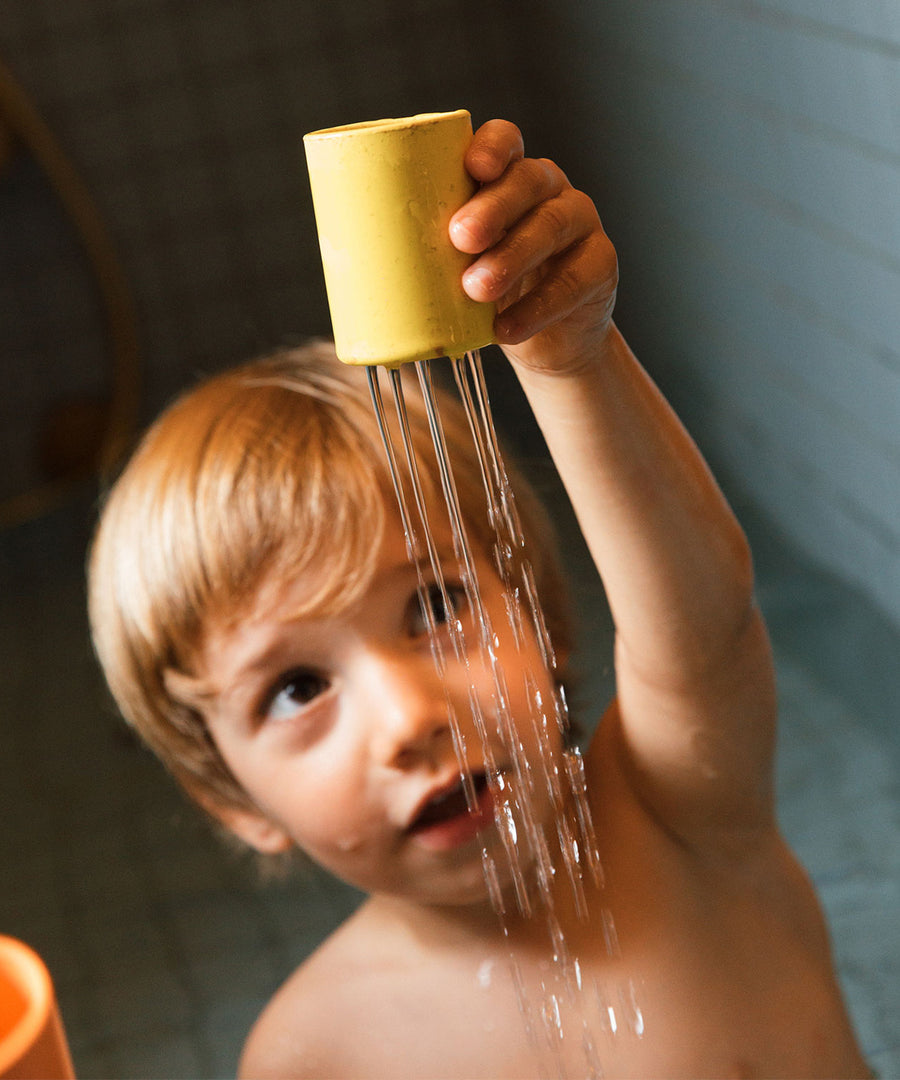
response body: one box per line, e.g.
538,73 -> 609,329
341,865 -> 867,1079
361,949 -> 852,1078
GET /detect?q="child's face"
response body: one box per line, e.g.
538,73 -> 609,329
188,511 -> 562,908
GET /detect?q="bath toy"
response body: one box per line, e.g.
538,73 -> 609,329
303,109 -> 496,367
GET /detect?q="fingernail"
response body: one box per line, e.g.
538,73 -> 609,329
447,216 -> 477,247
463,265 -> 495,299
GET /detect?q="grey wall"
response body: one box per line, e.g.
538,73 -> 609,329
541,0 -> 900,625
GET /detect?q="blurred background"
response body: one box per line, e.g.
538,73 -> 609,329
0,1 -> 897,1076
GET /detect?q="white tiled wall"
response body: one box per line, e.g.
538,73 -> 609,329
546,0 -> 900,625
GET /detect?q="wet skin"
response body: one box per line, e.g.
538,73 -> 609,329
183,513 -> 563,909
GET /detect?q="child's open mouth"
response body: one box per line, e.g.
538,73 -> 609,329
407,772 -> 494,851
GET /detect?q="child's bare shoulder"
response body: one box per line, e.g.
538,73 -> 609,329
238,901 -> 415,1079
238,924 -> 370,1078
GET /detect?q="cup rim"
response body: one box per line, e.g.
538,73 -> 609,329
304,109 -> 469,141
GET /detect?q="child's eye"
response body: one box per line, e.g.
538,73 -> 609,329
264,669 -> 331,722
410,583 -> 467,637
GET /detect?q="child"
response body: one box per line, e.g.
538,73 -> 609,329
88,120 -> 869,1078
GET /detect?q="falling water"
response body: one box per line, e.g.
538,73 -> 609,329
366,350 -> 630,1078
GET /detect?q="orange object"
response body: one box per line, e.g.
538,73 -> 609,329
0,936 -> 74,1079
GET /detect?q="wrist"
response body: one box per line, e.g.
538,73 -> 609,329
502,317 -> 621,381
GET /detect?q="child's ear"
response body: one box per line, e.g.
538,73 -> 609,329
215,806 -> 294,854
189,787 -> 294,854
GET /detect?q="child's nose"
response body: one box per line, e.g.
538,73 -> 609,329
364,651 -> 453,770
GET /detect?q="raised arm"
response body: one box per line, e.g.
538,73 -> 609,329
450,120 -> 778,846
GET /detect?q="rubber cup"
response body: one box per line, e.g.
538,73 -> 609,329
304,110 -> 496,367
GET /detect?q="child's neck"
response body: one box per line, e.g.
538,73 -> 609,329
367,856 -> 602,957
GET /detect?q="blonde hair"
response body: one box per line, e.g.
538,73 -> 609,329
88,342 -> 572,819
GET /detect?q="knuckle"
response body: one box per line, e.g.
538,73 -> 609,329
571,188 -> 599,223
476,187 -> 515,235
593,234 -> 619,285
537,158 -> 569,187
553,263 -> 584,305
537,197 -> 570,239
513,156 -> 563,199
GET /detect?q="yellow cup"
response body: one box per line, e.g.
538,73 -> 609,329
304,109 -> 496,367
0,937 -> 74,1080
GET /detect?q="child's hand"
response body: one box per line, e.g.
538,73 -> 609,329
450,120 -> 619,374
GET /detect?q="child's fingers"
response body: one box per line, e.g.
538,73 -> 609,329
451,157 -> 568,256
463,119 -> 524,186
451,125 -> 619,351
461,184 -> 600,304
494,233 -> 619,345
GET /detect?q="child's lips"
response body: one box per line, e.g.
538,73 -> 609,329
407,772 -> 494,851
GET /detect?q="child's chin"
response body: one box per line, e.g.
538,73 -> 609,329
417,850 -> 543,912
401,864 -> 499,909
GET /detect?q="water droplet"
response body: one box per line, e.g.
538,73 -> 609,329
476,958 -> 494,989
481,851 -> 505,916
601,907 -> 620,958
500,801 -> 517,845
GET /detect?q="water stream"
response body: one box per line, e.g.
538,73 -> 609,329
366,350 -> 625,1077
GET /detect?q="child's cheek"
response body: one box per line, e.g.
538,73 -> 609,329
284,764 -> 376,857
